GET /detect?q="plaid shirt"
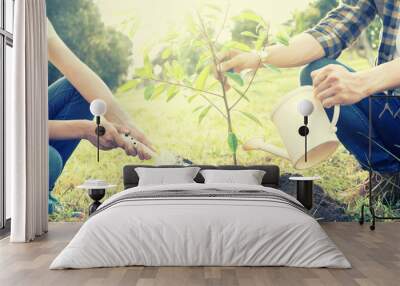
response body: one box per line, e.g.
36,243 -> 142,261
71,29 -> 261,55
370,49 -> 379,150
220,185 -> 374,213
306,0 -> 399,66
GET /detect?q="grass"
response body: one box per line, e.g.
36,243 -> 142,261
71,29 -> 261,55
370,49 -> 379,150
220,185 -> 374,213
50,51 -> 392,222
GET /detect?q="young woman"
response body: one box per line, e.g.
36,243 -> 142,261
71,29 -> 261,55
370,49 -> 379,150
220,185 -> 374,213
47,19 -> 154,213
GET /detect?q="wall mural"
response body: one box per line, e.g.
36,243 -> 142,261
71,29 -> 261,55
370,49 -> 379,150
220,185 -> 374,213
47,0 -> 400,222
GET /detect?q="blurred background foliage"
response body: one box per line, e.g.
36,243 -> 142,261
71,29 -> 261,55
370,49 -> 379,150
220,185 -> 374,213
286,0 -> 381,65
47,0 -> 133,90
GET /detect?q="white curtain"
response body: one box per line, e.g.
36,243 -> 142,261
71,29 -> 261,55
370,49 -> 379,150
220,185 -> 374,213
8,0 -> 48,242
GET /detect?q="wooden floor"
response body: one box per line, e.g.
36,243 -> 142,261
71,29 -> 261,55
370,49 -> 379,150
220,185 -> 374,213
0,222 -> 399,286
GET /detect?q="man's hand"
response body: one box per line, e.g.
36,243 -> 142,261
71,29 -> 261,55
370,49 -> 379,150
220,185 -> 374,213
214,50 -> 261,90
216,50 -> 261,74
311,64 -> 369,108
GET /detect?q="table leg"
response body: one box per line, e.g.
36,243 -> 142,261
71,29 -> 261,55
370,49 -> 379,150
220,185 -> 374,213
88,189 -> 105,215
297,181 -> 313,210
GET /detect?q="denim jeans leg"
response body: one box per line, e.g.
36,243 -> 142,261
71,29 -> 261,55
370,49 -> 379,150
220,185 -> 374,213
48,146 -> 63,214
299,58 -> 399,172
49,77 -> 94,164
354,96 -> 400,172
48,77 -> 94,194
49,146 -> 63,192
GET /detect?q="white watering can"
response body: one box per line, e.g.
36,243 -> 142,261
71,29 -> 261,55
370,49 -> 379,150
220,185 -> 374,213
243,86 -> 340,170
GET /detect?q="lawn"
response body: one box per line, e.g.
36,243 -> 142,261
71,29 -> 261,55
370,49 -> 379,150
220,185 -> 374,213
50,52 -> 376,221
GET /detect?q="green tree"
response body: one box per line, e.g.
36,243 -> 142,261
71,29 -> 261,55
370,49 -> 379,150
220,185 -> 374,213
119,6 -> 286,165
46,0 -> 133,90
287,0 -> 381,64
287,0 -> 338,35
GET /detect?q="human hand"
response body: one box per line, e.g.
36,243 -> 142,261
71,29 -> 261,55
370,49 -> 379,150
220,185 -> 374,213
83,120 -> 140,158
311,64 -> 369,108
214,50 -> 262,90
121,123 -> 155,160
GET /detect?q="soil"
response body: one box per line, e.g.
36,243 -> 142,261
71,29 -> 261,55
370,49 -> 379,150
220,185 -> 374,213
280,173 -> 353,222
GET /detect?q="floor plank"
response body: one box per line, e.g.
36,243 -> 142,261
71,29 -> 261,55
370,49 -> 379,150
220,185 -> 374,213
0,222 -> 399,286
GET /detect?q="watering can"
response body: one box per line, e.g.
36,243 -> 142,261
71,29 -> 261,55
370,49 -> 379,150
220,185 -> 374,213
243,86 -> 340,170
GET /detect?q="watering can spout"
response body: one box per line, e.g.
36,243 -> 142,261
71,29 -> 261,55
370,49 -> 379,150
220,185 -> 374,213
243,137 -> 290,160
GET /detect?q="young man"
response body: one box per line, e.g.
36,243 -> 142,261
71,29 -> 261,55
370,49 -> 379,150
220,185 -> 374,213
47,19 -> 154,213
217,0 -> 400,200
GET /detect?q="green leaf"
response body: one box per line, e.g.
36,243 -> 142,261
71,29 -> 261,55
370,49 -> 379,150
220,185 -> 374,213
227,132 -> 238,154
161,48 -> 172,60
207,80 -> 220,91
195,66 -> 211,90
240,31 -> 259,39
263,63 -> 281,73
162,61 -> 172,77
171,60 -> 184,80
198,105 -> 212,124
193,105 -> 205,113
166,86 -> 178,102
255,30 -> 267,50
143,53 -> 154,77
135,67 -> 150,78
232,87 -> 250,102
233,11 -> 264,25
188,94 -> 198,103
191,39 -> 206,49
118,79 -> 139,93
223,41 -> 252,52
196,52 -> 211,71
153,84 -> 166,99
238,111 -> 263,127
275,31 -> 290,46
144,84 -> 155,100
225,72 -> 244,86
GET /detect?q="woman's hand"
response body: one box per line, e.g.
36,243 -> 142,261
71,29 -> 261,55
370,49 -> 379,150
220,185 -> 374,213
48,18 -> 154,160
83,120 -> 139,157
311,64 -> 369,108
119,123 -> 155,160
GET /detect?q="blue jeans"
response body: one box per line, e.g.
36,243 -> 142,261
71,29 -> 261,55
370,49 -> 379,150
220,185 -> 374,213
48,78 -> 93,209
300,58 -> 400,173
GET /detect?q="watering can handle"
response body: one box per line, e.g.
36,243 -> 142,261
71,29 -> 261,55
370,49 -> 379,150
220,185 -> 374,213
330,105 -> 340,133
